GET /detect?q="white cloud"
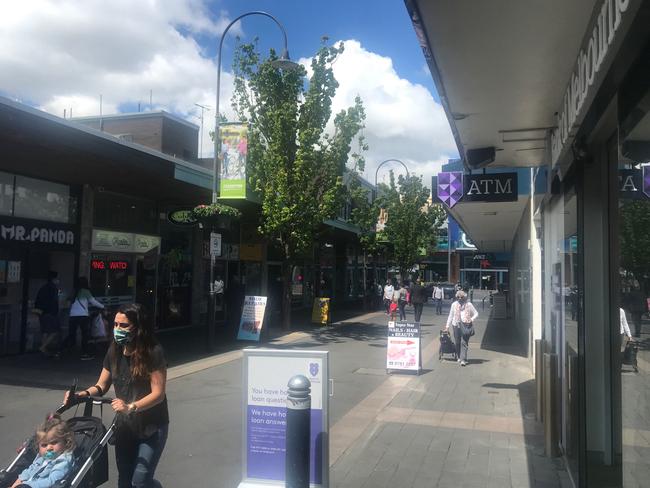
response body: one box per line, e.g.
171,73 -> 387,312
0,7 -> 457,181
300,40 -> 457,189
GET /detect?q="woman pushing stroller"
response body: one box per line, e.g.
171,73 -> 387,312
446,290 -> 479,366
65,303 -> 169,488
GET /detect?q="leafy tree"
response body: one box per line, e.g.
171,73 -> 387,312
377,172 -> 446,278
231,40 -> 366,328
620,200 -> 650,292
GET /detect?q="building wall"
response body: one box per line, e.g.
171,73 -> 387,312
510,197 -> 532,358
78,116 -> 164,152
162,117 -> 198,160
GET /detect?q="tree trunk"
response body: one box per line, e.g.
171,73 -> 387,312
281,248 -> 293,330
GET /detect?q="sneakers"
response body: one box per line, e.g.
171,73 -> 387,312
457,358 -> 461,363
80,354 -> 95,361
460,360 -> 467,366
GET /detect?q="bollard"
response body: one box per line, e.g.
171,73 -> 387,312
285,375 -> 311,488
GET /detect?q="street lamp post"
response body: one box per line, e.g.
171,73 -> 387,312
207,11 -> 298,351
373,158 -> 410,284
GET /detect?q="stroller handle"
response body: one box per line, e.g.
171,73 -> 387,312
57,395 -> 115,414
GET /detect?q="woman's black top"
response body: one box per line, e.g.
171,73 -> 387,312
103,344 -> 169,438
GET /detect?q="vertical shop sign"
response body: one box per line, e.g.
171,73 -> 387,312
7,261 -> 21,283
220,123 -> 248,199
239,349 -> 329,488
237,296 -> 267,341
386,321 -> 421,372
210,232 -> 222,257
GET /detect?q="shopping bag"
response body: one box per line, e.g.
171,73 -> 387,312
91,313 -> 108,340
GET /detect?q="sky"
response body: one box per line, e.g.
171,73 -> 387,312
0,0 -> 458,187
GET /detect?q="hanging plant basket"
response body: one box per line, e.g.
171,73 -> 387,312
192,203 -> 241,229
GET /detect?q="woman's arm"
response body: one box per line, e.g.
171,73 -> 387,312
130,369 -> 167,412
87,295 -> 105,309
67,368 -> 112,403
469,303 -> 479,322
446,303 -> 455,329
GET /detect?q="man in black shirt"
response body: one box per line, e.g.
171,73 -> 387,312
410,279 -> 427,323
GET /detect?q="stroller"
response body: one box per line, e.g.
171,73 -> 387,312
439,329 -> 457,361
0,386 -> 117,488
622,340 -> 639,373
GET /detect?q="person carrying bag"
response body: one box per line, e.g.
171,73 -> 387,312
445,290 -> 479,366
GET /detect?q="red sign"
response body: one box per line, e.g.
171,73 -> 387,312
91,260 -> 105,270
91,260 -> 129,270
109,261 -> 128,270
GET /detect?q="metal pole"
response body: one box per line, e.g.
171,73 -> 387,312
285,375 -> 311,488
208,10 -> 292,352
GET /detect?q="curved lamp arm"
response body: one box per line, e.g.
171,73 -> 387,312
213,11 -> 294,202
374,159 -> 410,190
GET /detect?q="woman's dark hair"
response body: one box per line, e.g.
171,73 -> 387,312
110,303 -> 158,378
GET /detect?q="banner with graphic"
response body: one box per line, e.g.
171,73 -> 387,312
386,321 -> 421,372
220,123 -> 248,199
240,349 -> 329,488
237,296 -> 267,341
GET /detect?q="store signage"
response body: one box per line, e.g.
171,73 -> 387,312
237,296 -> 267,341
386,321 -> 421,373
464,173 -> 518,202
167,209 -> 197,226
91,259 -> 129,271
618,168 -> 650,199
434,172 -> 518,207
551,0 -> 631,166
210,232 -> 221,257
92,229 -> 160,254
0,219 -> 75,247
240,349 -> 329,488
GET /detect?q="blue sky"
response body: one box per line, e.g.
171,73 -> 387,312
0,0 -> 457,185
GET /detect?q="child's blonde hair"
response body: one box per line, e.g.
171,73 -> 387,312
35,413 -> 75,453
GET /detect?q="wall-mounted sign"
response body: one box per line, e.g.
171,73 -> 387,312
434,172 -> 518,207
167,209 -> 197,226
0,218 -> 75,247
7,261 -> 21,283
550,0 -> 632,167
92,229 -> 160,254
91,259 -> 129,271
210,232 -> 221,257
240,349 -> 329,488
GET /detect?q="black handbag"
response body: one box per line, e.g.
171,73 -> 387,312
461,322 -> 475,336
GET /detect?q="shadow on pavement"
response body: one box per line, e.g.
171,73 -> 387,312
479,312 -> 528,358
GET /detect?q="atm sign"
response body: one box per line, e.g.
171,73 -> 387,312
91,260 -> 129,270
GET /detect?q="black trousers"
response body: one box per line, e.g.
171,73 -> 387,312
413,303 -> 424,322
66,316 -> 92,354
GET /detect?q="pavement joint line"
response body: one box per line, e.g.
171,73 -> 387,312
168,311 -> 385,381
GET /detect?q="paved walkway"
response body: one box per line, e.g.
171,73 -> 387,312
329,303 -> 571,488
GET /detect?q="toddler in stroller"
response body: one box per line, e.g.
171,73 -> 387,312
0,390 -> 117,488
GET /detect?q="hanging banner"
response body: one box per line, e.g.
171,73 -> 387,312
239,349 -> 329,488
237,296 -> 267,341
311,298 -> 331,325
220,123 -> 248,199
386,321 -> 421,372
433,172 -> 518,206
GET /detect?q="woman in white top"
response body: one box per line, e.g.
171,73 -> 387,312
445,290 -> 479,366
66,276 -> 104,360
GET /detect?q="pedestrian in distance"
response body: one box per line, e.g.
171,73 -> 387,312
389,288 -> 399,321
66,276 -> 105,360
432,283 -> 444,315
34,271 -> 61,358
410,279 -> 427,323
65,303 -> 168,488
398,282 -> 408,321
8,413 -> 76,488
445,290 -> 479,366
383,280 -> 394,315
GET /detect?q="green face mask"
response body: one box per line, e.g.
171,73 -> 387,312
113,328 -> 133,345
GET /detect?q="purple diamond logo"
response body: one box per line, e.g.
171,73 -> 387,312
437,172 -> 464,208
309,362 -> 319,377
644,166 -> 650,198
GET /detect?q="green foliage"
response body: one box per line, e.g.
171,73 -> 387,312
192,203 -> 242,219
377,172 -> 446,275
620,200 -> 650,290
231,40 -> 366,261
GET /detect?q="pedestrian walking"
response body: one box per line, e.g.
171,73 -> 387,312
410,279 -> 427,322
34,271 -> 61,358
446,290 -> 479,366
397,282 -> 408,321
66,276 -> 105,360
383,280 -> 394,315
432,283 -> 444,315
65,303 -> 168,488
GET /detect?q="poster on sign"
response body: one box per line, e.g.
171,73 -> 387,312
238,349 -> 329,488
386,321 -> 421,373
237,296 -> 267,341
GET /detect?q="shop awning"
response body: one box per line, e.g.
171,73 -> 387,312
0,97 -> 211,204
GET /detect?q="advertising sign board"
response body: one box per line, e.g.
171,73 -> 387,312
210,232 -> 221,257
239,349 -> 329,488
237,296 -> 267,341
386,321 -> 421,372
220,123 -> 248,199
